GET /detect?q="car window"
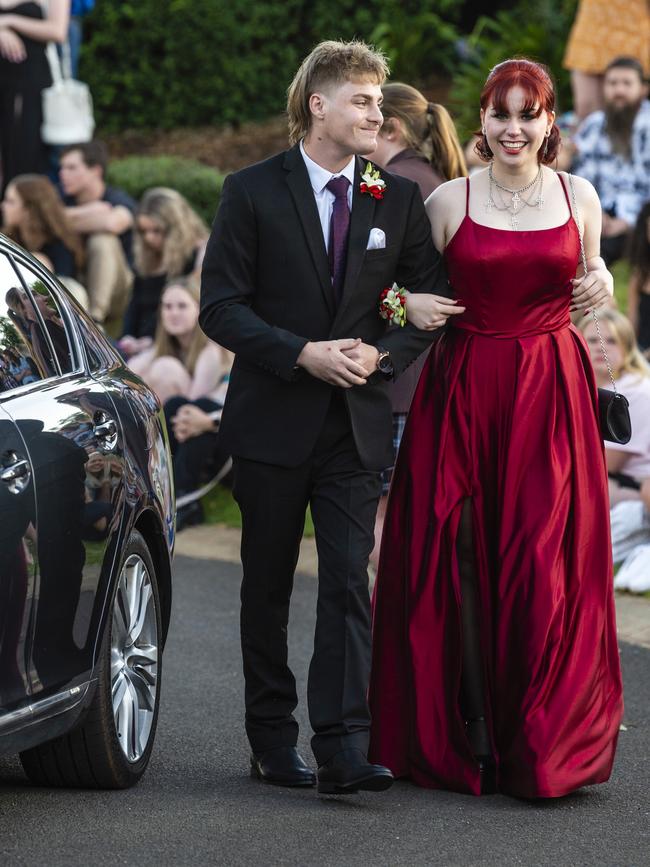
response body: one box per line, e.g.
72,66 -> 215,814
14,262 -> 74,375
0,256 -> 54,393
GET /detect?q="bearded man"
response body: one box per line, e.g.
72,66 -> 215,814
571,56 -> 650,265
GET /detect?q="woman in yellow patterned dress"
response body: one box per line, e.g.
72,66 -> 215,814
563,0 -> 650,121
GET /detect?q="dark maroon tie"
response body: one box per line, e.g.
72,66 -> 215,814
326,176 -> 351,304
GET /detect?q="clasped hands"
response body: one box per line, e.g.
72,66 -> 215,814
296,339 -> 377,388
172,404 -> 220,443
296,294 -> 465,388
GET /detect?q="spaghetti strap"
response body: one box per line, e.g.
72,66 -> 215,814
558,172 -> 571,211
465,176 -> 470,216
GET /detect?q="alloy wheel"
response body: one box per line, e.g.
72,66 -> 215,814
110,553 -> 159,762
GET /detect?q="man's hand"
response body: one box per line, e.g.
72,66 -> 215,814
296,338 -> 369,387
340,341 -> 380,377
405,293 -> 466,330
0,27 -> 26,62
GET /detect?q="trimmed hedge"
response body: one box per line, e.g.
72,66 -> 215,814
80,0 -> 465,132
106,156 -> 225,225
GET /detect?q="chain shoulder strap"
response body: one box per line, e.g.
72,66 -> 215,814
566,172 -> 617,392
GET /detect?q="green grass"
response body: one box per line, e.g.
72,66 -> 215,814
201,484 -> 315,537
611,258 -> 630,313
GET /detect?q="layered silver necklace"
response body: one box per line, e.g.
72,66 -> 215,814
486,163 -> 544,229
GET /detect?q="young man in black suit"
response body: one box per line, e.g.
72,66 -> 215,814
199,39 -> 461,795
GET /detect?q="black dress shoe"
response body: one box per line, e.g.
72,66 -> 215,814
317,748 -> 394,795
250,746 -> 316,787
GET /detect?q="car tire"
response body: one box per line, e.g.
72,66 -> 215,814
19,529 -> 162,789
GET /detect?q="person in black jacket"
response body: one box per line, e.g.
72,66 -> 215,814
199,39 -> 462,796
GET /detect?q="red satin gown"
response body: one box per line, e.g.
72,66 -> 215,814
368,175 -> 623,798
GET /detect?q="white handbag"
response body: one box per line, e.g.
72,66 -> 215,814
41,41 -> 95,146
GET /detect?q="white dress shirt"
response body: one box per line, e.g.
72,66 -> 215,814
300,140 -> 355,251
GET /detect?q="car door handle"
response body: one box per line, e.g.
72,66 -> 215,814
93,414 -> 118,452
0,453 -> 31,494
94,419 -> 117,439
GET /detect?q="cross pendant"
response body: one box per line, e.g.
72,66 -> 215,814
511,192 -> 521,211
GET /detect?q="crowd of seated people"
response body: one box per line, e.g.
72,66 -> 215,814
118,186 -> 208,360
0,138 -> 231,532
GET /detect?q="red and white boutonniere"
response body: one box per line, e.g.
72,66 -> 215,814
379,283 -> 407,327
360,162 -> 386,200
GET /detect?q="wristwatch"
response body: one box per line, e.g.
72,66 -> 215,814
376,346 -> 394,378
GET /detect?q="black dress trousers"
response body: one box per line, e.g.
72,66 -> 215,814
232,392 -> 382,764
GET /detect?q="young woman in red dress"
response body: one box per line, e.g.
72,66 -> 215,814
368,58 -> 624,799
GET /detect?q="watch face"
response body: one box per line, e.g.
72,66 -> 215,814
378,353 -> 392,372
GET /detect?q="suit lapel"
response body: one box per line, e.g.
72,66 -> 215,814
283,146 -> 336,316
334,156 -> 376,324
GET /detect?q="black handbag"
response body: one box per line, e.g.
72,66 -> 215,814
568,174 -> 632,445
597,387 -> 632,444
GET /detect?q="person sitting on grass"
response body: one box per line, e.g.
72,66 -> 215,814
59,140 -> 136,330
165,371 -> 232,531
128,275 -> 228,405
1,173 -> 88,307
611,474 -> 650,594
118,187 -> 209,360
579,308 -> 650,592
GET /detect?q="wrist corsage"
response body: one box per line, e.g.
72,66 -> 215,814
360,162 -> 386,200
379,283 -> 407,327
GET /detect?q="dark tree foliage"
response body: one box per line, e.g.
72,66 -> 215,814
80,0 -> 464,132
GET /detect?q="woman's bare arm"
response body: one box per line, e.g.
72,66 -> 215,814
0,0 -> 69,44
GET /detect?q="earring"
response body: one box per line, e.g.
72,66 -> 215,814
543,132 -> 550,159
481,130 -> 492,159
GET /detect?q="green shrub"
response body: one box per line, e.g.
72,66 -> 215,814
81,0 -> 303,132
369,0 -> 462,83
80,0 -> 467,133
106,156 -> 225,225
449,0 -> 578,143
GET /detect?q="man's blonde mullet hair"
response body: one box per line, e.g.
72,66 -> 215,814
287,40 -> 389,145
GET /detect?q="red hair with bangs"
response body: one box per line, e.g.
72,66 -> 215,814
474,58 -> 560,165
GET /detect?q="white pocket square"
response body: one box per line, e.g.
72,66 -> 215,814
366,227 -> 386,250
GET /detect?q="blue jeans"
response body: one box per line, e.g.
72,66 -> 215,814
58,16 -> 83,78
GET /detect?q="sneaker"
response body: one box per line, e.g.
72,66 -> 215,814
622,545 -> 650,593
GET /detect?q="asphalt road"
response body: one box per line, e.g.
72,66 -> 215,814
1,554 -> 649,867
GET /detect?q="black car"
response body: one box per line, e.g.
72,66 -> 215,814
0,235 -> 174,788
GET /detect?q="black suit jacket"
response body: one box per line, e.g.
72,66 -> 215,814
199,145 -> 449,470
